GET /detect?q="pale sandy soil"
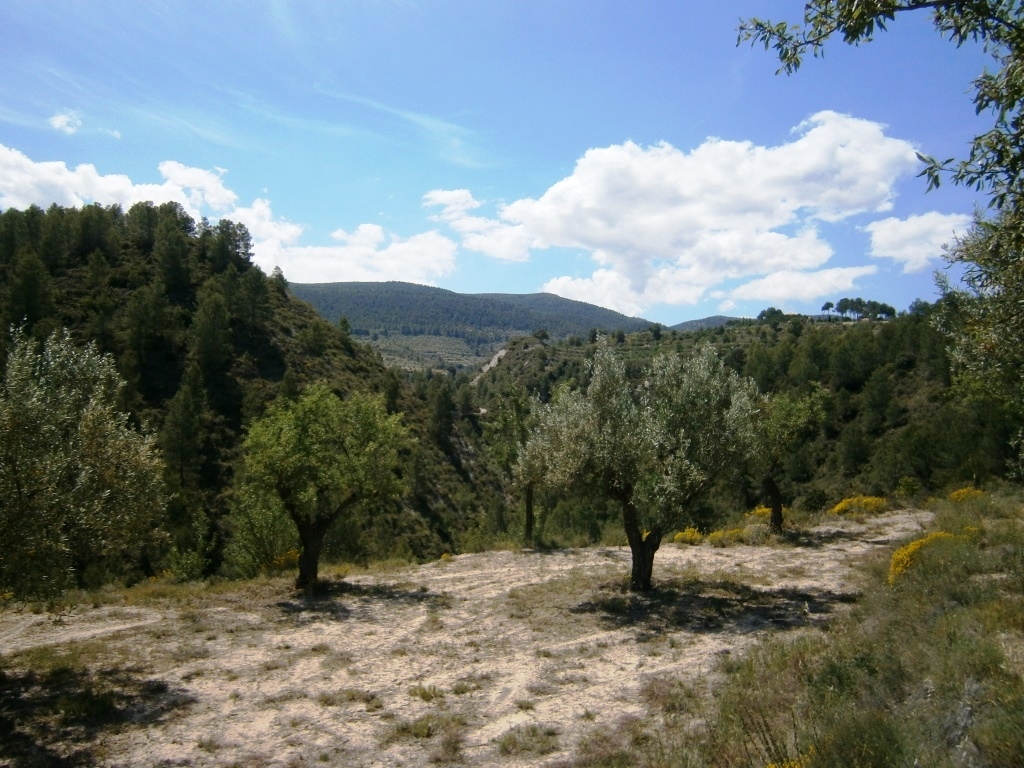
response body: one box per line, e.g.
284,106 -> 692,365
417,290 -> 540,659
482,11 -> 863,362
0,510 -> 930,767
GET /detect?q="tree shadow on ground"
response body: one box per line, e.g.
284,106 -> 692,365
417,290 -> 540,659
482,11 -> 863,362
0,664 -> 194,767
275,577 -> 453,623
778,526 -> 879,549
570,578 -> 857,642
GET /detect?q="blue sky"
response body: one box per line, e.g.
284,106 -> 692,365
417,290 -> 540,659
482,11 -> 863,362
0,1 -> 993,324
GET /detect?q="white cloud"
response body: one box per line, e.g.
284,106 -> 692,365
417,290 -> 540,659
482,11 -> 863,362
541,271 -> 649,318
266,225 -> 457,284
864,211 -> 972,273
427,111 -> 919,311
425,189 -> 532,261
48,110 -> 82,135
726,266 -> 878,304
0,142 -> 454,285
157,161 -> 238,211
231,197 -> 304,246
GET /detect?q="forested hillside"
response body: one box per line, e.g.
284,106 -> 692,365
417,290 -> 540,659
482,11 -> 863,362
0,202 -> 504,586
290,281 -> 652,369
470,310 -> 1015,542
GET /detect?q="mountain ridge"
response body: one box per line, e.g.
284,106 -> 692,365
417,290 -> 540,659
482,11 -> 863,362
289,280 -> 741,369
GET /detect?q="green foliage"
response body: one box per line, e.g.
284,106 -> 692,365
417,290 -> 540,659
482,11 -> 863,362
752,388 -> 827,530
938,211 -> 1024,473
237,383 -> 408,587
0,329 -> 166,606
222,485 -> 297,578
522,343 -> 760,589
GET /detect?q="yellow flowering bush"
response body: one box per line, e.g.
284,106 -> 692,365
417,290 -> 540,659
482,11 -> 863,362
673,527 -> 703,545
707,528 -> 744,548
746,504 -> 789,520
888,532 -> 956,586
949,486 -> 985,503
272,548 -> 300,570
829,495 -> 888,516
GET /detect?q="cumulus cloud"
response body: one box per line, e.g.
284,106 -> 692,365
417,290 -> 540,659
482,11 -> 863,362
0,142 -> 454,285
726,266 -> 879,303
427,111 -> 922,311
157,161 -> 238,211
425,188 -> 531,261
864,211 -> 972,273
48,111 -> 82,135
264,225 -> 457,284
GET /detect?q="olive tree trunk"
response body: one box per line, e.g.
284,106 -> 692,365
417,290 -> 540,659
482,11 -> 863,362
764,476 -> 784,534
292,513 -> 335,589
524,482 -> 535,545
622,498 -> 662,591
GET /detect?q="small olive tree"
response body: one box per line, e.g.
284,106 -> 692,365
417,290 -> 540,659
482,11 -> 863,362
238,383 -> 407,588
0,328 -> 166,608
749,387 -> 827,532
521,344 -> 761,591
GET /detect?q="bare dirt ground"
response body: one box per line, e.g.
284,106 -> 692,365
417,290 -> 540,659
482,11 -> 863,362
0,510 -> 930,767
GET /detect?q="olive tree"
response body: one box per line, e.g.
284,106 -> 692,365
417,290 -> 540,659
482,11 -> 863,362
750,387 -> 827,532
238,383 -> 407,588
521,344 -> 760,591
0,329 -> 166,607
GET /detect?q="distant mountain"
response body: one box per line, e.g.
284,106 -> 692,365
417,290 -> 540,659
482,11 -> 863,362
290,281 -> 653,338
289,281 -> 750,369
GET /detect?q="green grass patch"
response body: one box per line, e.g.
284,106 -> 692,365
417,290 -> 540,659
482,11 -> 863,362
496,723 -> 560,756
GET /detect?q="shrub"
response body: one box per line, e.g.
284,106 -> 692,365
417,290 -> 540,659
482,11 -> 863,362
272,548 -> 300,570
888,531 -> 957,586
766,747 -> 815,768
895,476 -> 922,501
829,495 -> 888,516
222,485 -> 297,578
409,684 -> 444,703
673,527 -> 703,545
496,724 -> 560,756
740,523 -> 771,545
949,486 -> 985,503
707,528 -> 744,548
